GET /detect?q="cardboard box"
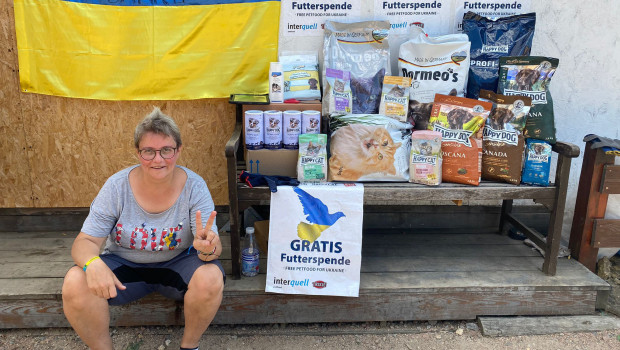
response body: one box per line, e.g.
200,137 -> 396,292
243,102 -> 322,177
253,220 -> 269,254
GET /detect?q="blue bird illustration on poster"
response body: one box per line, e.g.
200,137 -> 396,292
293,187 -> 346,242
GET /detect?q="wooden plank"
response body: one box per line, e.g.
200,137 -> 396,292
362,232 -> 523,245
592,219 -> 620,248
361,244 -> 540,257
478,315 -> 620,337
600,165 -> 620,194
505,213 -> 547,251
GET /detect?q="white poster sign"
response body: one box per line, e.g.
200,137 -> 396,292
374,0 -> 453,36
280,0 -> 362,37
453,0 -> 532,32
265,183 -> 364,297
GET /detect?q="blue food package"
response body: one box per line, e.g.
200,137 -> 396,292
521,139 -> 551,186
463,12 -> 536,99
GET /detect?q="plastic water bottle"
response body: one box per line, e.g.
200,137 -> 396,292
242,227 -> 259,277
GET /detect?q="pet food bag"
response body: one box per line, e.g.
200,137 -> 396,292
430,94 -> 492,186
410,130 -> 442,186
323,21 -> 391,115
297,134 -> 328,182
479,90 -> 532,185
328,114 -> 412,182
398,27 -> 470,129
522,139 -> 552,186
463,12 -> 536,99
280,52 -> 321,101
498,56 -> 559,144
379,76 -> 412,122
325,68 -> 353,114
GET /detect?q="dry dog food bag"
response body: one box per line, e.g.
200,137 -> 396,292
463,12 -> 536,99
379,76 -> 412,122
522,139 -> 552,186
323,20 -> 390,115
430,94 -> 492,186
479,90 -> 532,185
280,52 -> 321,101
297,134 -> 328,182
498,56 -> 559,144
410,130 -> 442,186
328,114 -> 412,182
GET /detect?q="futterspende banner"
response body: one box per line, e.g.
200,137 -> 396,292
265,183 -> 364,297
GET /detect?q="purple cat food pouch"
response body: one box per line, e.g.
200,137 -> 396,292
463,12 -> 536,99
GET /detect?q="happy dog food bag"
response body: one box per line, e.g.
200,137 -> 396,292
522,139 -> 552,186
323,20 -> 391,115
498,56 -> 559,144
398,27 -> 470,128
429,94 -> 492,186
410,130 -> 442,186
328,114 -> 412,182
298,133 -> 328,182
478,90 -> 532,185
379,76 -> 412,122
463,12 -> 536,99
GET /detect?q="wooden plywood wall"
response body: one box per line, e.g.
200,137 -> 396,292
0,0 -> 236,207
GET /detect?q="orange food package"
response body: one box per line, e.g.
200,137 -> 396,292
429,94 -> 492,185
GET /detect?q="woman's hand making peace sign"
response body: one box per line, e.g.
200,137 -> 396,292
193,210 -> 222,261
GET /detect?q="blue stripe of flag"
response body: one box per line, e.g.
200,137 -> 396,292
62,0 -> 278,6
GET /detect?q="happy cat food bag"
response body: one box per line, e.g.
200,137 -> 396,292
479,90 -> 532,185
463,11 -> 536,99
325,68 -> 353,114
379,76 -> 412,122
429,94 -> 492,186
323,20 -> 391,115
410,130 -> 442,186
398,26 -> 471,129
297,133 -> 328,182
498,56 -> 559,144
328,114 -> 412,182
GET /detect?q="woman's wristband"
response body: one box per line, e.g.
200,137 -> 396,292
83,256 -> 101,271
197,246 -> 217,257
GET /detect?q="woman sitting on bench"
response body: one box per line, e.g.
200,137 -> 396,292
62,107 -> 224,350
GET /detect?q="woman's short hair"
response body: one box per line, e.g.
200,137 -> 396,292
134,107 -> 182,148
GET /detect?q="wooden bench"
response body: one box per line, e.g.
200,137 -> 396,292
225,107 -> 582,279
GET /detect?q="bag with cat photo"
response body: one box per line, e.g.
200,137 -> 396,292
379,76 -> 412,122
325,68 -> 353,115
430,94 -> 492,186
410,130 -> 442,186
297,134 -> 328,182
323,20 -> 391,116
328,114 -> 412,182
398,26 -> 470,130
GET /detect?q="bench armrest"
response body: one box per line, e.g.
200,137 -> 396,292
225,123 -> 242,158
552,141 -> 580,158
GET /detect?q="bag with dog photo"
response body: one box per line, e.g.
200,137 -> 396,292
478,90 -> 532,185
429,94 -> 492,186
498,56 -> 559,144
280,52 -> 321,101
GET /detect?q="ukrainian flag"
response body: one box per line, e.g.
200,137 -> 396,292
14,0 -> 280,100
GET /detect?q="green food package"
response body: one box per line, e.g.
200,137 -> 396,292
497,56 -> 559,144
297,133 -> 327,182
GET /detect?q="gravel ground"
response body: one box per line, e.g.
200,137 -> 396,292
1,319 -> 619,350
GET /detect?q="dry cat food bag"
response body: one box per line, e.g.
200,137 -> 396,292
463,12 -> 536,99
280,52 -> 321,101
398,26 -> 470,129
429,94 -> 492,186
410,130 -> 442,186
325,68 -> 352,114
479,90 -> 532,185
297,133 -> 328,182
498,56 -> 559,144
379,76 -> 412,122
323,20 -> 390,115
521,139 -> 552,186
328,114 -> 412,182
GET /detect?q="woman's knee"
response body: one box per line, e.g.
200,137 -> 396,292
189,265 -> 224,299
62,266 -> 89,304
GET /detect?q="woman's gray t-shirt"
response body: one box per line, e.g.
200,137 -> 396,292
81,165 -> 217,264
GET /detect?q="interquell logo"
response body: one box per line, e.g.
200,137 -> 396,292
313,280 -> 327,289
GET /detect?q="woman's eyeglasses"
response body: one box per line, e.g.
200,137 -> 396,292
138,147 -> 177,161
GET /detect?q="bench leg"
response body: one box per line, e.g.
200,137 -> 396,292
542,154 -> 572,275
499,199 -> 513,235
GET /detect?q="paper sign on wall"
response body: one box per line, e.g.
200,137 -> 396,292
279,0 -> 362,37
265,183 -> 364,297
374,0 -> 453,36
